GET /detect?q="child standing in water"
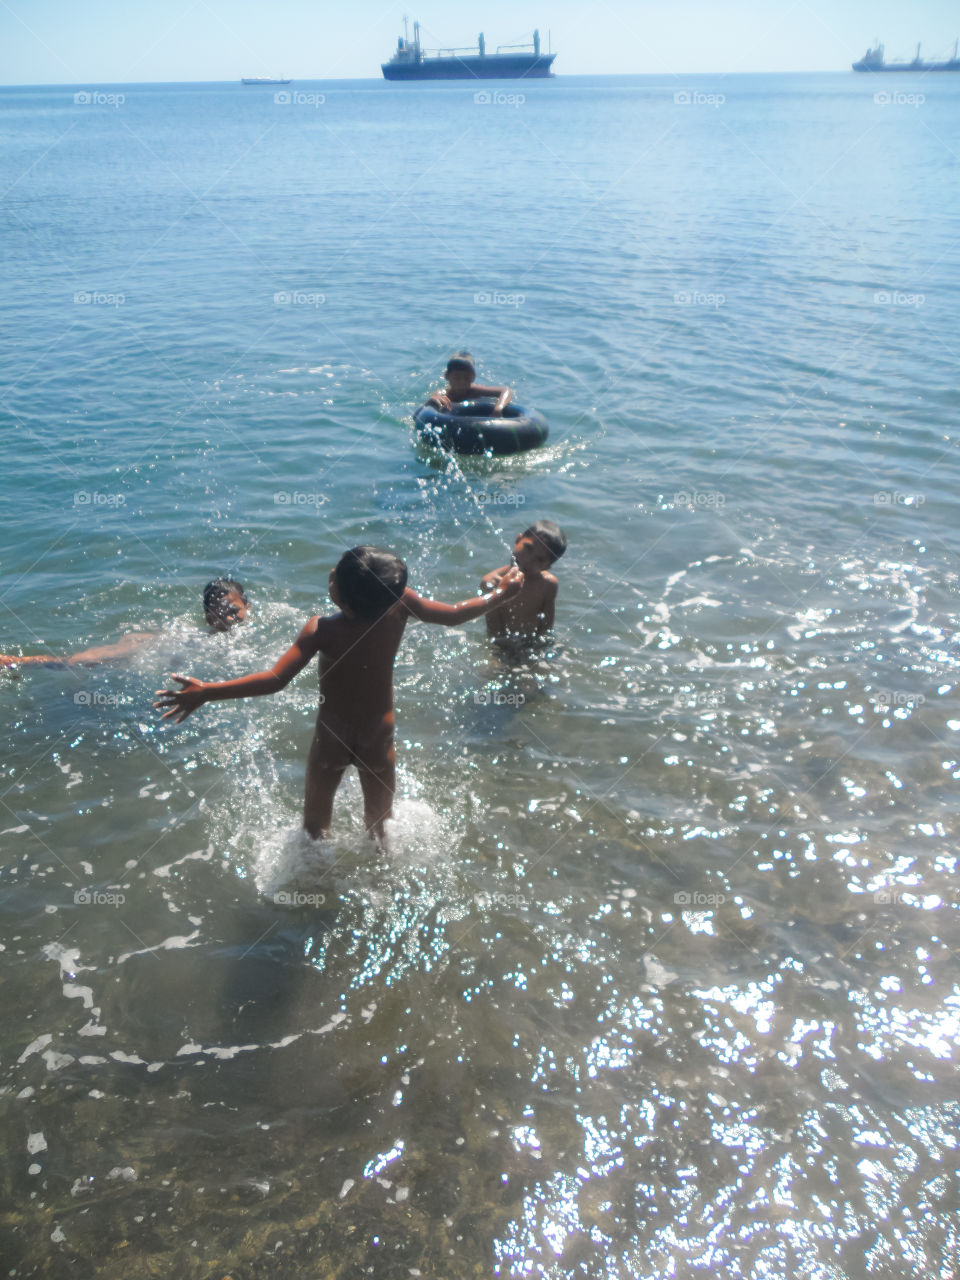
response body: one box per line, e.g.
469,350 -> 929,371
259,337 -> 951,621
481,520 -> 567,642
155,547 -> 522,844
425,351 -> 513,417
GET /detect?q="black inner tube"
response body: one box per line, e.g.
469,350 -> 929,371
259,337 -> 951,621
414,399 -> 549,456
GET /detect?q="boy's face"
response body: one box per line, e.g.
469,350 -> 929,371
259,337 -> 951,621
513,534 -> 552,574
206,588 -> 248,631
445,367 -> 473,394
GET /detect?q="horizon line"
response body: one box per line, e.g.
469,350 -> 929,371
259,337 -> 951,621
0,69 -> 876,88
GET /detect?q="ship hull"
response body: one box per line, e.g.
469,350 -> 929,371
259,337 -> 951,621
382,53 -> 556,80
853,60 -> 960,71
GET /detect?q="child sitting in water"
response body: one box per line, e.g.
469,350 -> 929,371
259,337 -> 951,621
480,520 -> 567,642
425,351 -> 513,417
0,579 -> 249,668
155,547 -> 522,845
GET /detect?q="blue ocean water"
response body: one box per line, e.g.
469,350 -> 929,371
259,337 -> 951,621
2,73 -> 959,1275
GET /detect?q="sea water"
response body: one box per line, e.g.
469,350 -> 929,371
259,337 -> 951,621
1,73 -> 959,1277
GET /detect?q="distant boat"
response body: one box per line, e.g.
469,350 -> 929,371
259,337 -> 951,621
382,20 -> 556,80
853,40 -> 960,71
240,76 -> 292,85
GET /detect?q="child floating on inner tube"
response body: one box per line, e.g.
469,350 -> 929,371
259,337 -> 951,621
425,352 -> 513,417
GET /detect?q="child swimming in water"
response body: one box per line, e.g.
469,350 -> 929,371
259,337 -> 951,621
0,579 -> 249,668
155,547 -> 522,845
480,520 -> 567,642
425,351 -> 513,417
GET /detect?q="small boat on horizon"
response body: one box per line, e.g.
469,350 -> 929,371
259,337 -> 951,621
240,76 -> 292,85
852,40 -> 960,72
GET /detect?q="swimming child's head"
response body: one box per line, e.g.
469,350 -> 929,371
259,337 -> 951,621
332,546 -> 408,620
444,351 -> 476,394
513,520 -> 568,573
203,578 -> 249,630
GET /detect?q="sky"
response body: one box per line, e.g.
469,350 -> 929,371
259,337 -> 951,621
1,0 -> 958,83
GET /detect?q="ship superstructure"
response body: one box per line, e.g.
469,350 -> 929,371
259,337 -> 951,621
853,41 -> 960,71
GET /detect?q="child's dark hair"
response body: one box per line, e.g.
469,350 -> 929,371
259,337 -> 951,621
523,520 -> 567,564
203,578 -> 248,616
335,546 -> 408,620
445,350 -> 475,377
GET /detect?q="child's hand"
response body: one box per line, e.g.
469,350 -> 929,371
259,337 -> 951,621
154,674 -> 208,723
497,567 -> 524,600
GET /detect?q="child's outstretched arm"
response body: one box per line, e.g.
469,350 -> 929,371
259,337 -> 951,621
472,384 -> 512,416
480,564 -> 512,594
1,632 -> 158,669
402,570 -> 522,628
154,618 -> 323,724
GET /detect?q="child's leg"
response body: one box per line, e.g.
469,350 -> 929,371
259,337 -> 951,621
356,731 -> 396,845
357,758 -> 395,845
303,727 -> 348,839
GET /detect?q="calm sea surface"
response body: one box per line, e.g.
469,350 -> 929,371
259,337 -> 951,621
2,72 -> 959,1277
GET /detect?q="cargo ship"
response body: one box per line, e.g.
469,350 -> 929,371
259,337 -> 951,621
382,20 -> 556,80
853,40 -> 960,71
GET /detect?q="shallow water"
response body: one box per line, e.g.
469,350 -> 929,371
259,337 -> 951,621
2,73 -> 959,1277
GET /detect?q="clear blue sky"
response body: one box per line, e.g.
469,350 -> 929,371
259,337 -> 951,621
1,0 -> 957,82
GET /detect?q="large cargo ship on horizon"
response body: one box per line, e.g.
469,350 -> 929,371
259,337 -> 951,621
853,40 -> 960,72
382,21 -> 556,81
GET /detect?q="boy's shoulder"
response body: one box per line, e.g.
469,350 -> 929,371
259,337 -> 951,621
296,614 -> 330,644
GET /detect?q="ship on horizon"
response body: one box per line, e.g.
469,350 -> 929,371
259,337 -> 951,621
853,40 -> 960,72
382,20 -> 556,81
240,76 -> 292,85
